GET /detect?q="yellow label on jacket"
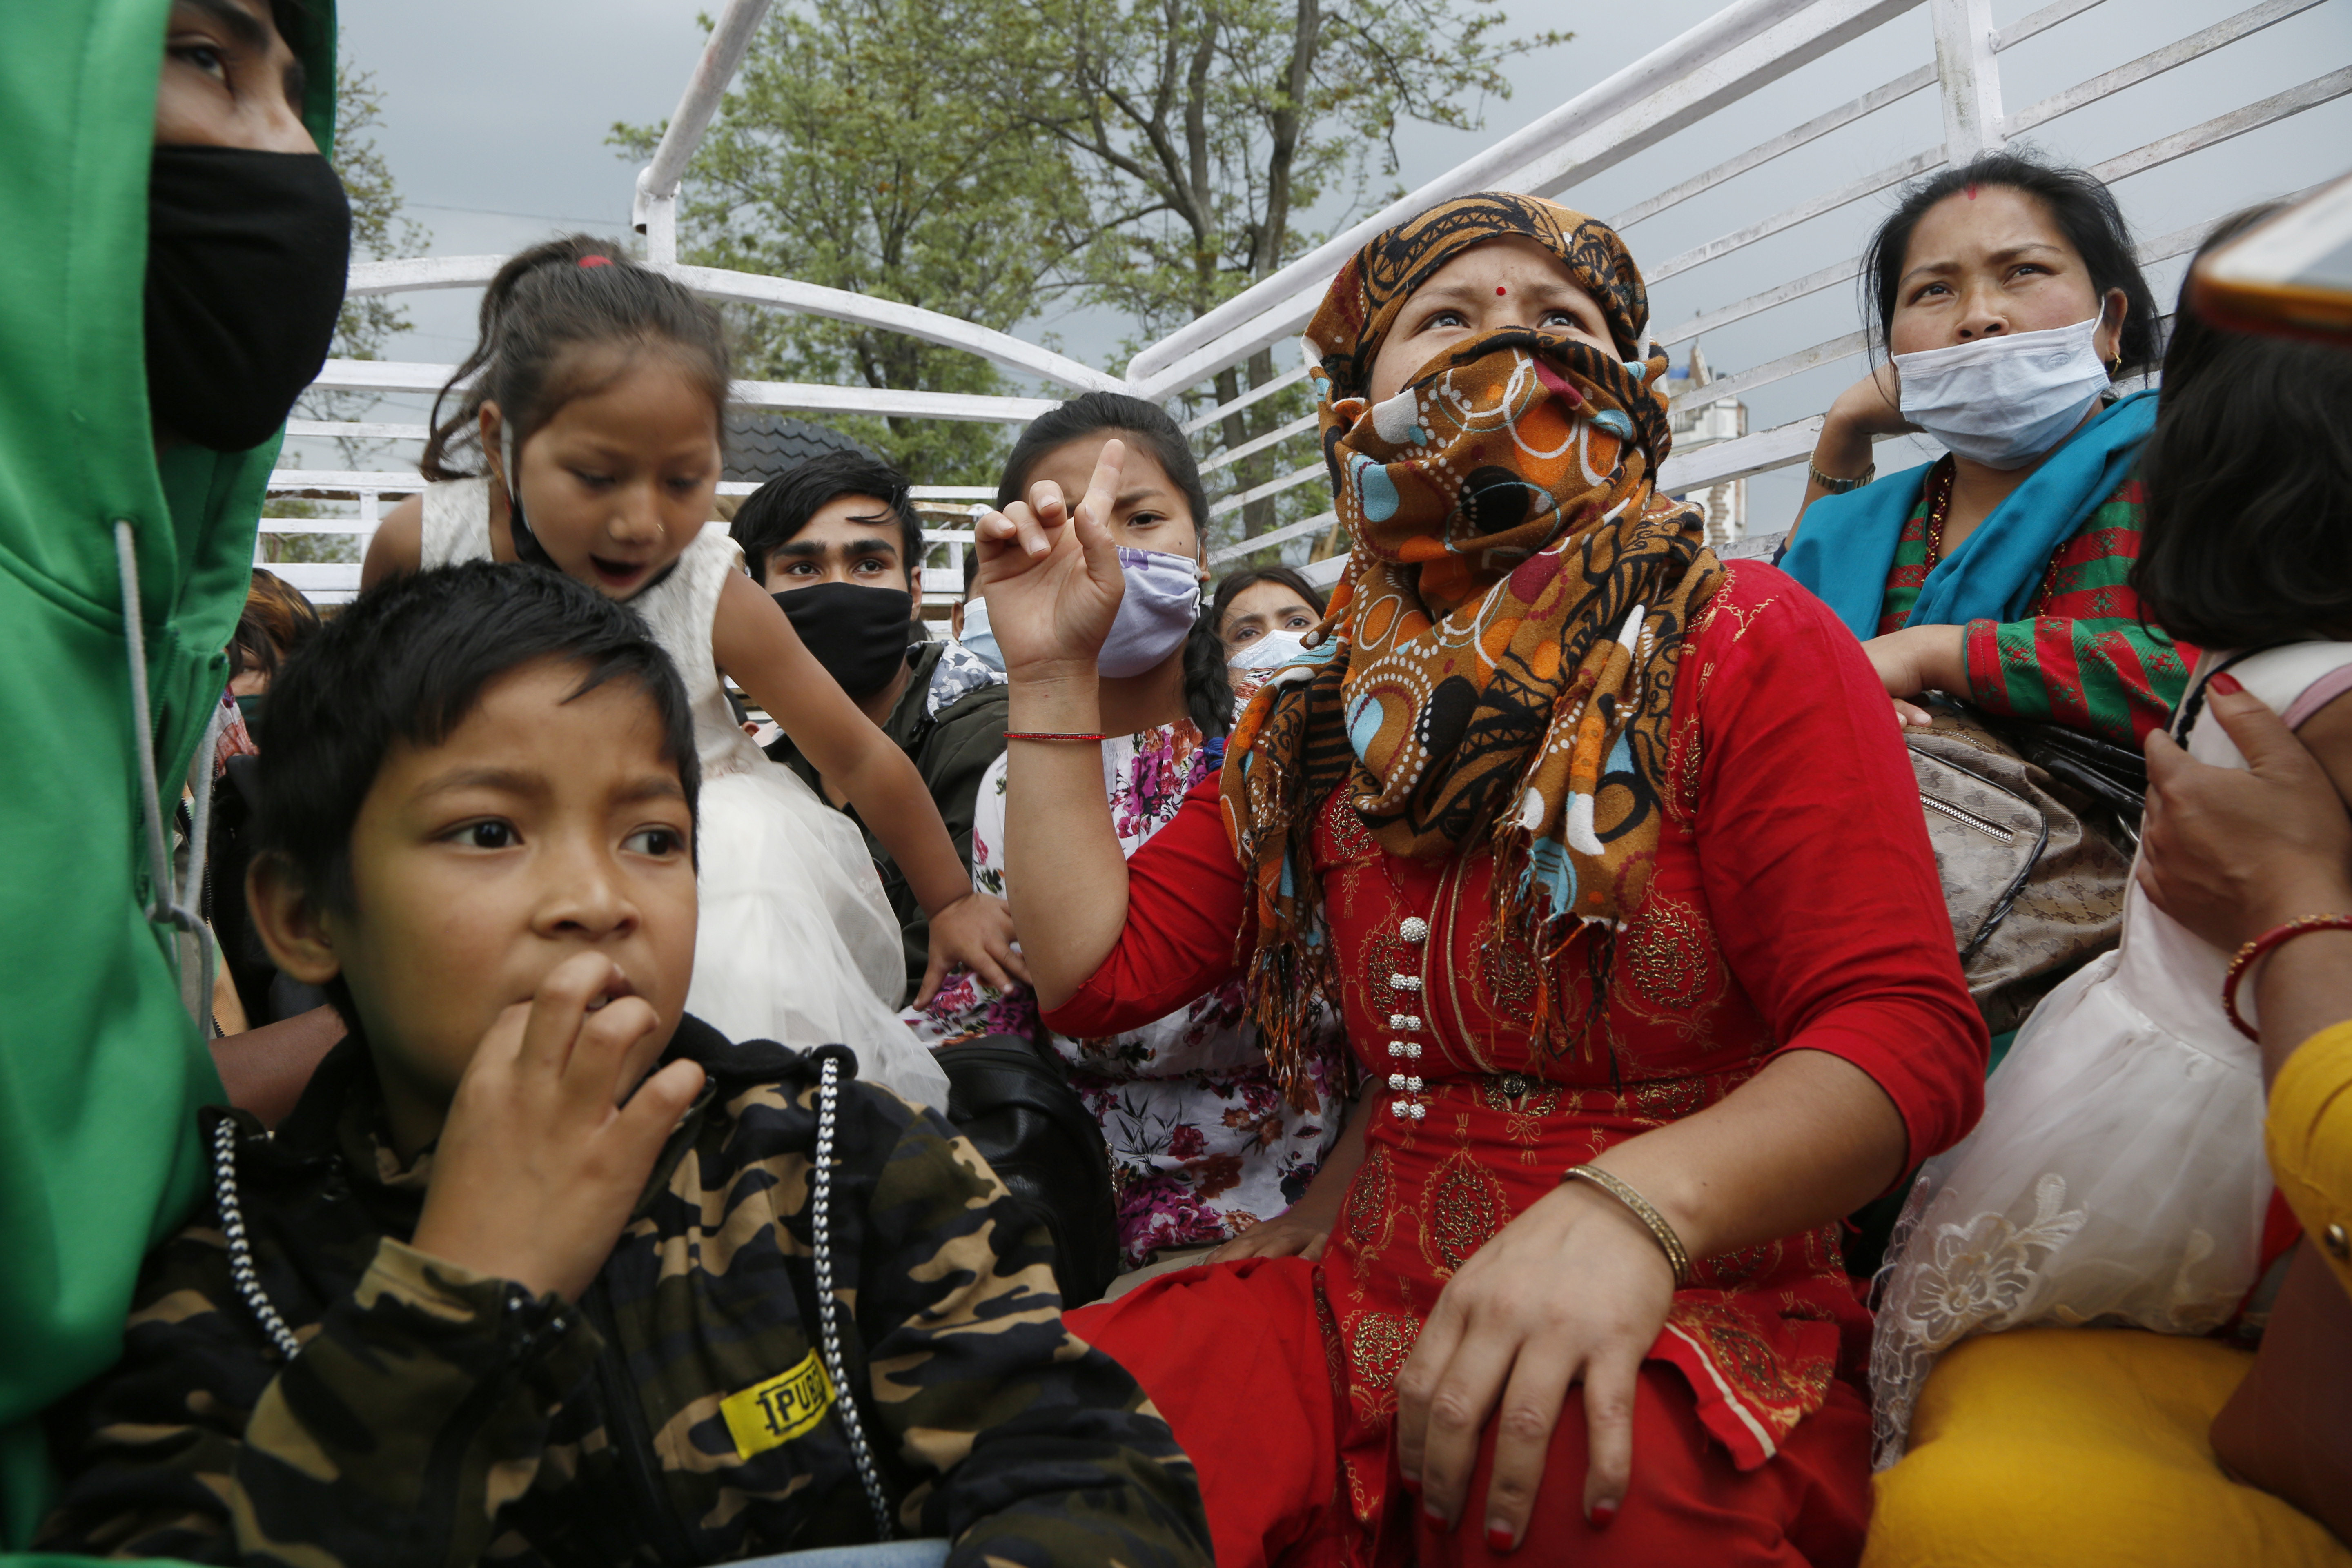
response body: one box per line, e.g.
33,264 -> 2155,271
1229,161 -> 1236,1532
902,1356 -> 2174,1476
720,1350 -> 837,1459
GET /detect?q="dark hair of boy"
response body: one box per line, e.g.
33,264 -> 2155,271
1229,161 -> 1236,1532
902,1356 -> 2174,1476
229,567 -> 323,686
997,391 -> 1230,736
1209,564 -> 1330,628
419,235 -> 731,483
1864,149 -> 2163,375
2132,211 -> 2352,650
730,451 -> 923,581
252,561 -> 701,931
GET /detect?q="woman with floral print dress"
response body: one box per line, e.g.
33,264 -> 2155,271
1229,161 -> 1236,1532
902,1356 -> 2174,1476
914,394 -> 1351,1272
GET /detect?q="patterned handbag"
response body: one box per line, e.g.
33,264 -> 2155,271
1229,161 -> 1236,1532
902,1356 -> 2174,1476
1905,698 -> 2134,1034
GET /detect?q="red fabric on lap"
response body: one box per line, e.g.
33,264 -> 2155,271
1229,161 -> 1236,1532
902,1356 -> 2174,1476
1069,1257 -> 1349,1568
1071,1258 -> 1872,1568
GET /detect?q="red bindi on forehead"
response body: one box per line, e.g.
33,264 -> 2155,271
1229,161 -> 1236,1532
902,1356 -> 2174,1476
1496,286 -> 1507,296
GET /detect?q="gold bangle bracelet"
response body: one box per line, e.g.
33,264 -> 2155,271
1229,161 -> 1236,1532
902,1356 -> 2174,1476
1807,458 -> 1875,495
1561,1165 -> 1691,1289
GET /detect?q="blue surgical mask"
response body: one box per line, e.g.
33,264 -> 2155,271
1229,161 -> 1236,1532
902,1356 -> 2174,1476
958,595 -> 1005,672
1099,547 -> 1203,678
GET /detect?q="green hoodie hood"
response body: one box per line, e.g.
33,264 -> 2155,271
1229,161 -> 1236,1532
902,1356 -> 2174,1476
0,0 -> 337,1544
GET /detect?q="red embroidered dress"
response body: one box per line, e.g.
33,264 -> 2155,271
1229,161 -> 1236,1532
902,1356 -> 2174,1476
1056,563 -> 1986,1565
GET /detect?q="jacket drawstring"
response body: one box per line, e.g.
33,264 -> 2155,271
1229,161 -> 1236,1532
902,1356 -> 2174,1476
812,1051 -> 895,1541
211,1116 -> 305,1359
116,519 -> 221,1019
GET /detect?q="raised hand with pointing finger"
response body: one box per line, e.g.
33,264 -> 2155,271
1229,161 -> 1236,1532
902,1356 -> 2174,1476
974,437 -> 1130,683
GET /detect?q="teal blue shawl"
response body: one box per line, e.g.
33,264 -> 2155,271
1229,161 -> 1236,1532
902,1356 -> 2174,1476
1781,390 -> 2158,641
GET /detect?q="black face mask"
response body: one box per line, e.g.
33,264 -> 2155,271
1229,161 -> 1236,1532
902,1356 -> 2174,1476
773,583 -> 917,700
146,144 -> 352,452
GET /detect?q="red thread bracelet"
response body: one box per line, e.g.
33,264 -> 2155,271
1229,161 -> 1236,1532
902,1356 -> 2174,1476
2222,915 -> 2352,1040
1002,731 -> 1107,743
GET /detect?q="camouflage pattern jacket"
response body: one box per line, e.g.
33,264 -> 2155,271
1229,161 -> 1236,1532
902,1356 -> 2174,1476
37,1020 -> 1210,1567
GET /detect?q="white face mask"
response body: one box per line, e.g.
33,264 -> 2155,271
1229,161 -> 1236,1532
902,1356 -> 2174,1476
1228,627 -> 1310,672
1895,312 -> 2113,470
957,595 -> 1004,672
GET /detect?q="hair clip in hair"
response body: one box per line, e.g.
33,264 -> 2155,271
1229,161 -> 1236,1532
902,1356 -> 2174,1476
579,255 -> 615,269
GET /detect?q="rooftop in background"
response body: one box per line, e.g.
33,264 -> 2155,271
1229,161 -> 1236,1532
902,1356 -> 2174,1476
724,411 -> 875,485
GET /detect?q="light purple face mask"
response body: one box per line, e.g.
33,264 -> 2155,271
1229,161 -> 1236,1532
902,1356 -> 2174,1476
1099,546 -> 1203,677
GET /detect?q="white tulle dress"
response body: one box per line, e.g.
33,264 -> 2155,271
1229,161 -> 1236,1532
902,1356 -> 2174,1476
1869,640 -> 2352,1466
419,478 -> 949,1111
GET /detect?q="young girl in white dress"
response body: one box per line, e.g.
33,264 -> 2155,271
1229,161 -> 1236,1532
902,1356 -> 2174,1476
1869,230 -> 2352,1467
364,238 -> 1019,1110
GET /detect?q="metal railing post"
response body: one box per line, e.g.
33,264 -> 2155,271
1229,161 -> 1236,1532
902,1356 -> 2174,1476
635,167 -> 679,265
1929,0 -> 2006,161
632,0 -> 777,261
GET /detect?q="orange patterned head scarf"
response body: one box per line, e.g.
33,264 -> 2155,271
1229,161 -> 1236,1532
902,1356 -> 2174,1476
1223,192 -> 1724,1089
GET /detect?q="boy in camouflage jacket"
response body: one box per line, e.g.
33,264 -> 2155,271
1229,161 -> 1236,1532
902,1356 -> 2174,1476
37,563 -> 1210,1568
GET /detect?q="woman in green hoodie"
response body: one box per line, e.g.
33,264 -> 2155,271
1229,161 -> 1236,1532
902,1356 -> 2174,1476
0,0 -> 347,1541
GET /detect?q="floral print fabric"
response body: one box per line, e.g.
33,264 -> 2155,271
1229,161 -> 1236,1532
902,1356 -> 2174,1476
912,720 -> 1350,1267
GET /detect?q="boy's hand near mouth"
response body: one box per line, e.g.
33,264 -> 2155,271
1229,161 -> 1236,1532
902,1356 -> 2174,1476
411,951 -> 705,1303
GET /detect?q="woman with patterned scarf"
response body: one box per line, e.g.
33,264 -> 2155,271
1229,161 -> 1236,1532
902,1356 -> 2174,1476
974,192 -> 1987,1566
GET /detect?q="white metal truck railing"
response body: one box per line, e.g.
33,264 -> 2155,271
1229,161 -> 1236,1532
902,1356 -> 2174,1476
1147,0 -> 2350,588
268,0 -> 2350,601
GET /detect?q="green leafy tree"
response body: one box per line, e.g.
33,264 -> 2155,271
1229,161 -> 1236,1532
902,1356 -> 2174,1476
277,66 -> 427,564
1018,0 -> 1566,552
613,0 -> 1093,489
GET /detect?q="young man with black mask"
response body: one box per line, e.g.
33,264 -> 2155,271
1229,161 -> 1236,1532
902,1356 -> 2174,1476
0,0 -> 350,1535
733,454 -> 1019,1001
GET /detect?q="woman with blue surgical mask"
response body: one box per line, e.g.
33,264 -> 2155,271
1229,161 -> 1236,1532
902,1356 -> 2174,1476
914,392 -> 1350,1291
1780,151 -> 2187,749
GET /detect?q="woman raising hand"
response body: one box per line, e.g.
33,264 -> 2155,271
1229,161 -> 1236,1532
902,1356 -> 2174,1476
983,192 -> 1984,1566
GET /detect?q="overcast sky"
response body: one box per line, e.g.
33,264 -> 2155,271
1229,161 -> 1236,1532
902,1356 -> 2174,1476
324,0 -> 2352,525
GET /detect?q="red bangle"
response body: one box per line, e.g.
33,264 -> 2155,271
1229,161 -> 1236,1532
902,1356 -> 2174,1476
2222,915 -> 2352,1040
1002,730 -> 1107,743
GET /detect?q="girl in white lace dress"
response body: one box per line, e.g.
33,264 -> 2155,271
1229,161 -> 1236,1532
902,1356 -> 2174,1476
363,239 -> 1020,1110
1869,246 -> 2352,1470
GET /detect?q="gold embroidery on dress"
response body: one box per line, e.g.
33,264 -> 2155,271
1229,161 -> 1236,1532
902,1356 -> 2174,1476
1421,1148 -> 1510,1275
1341,1143 -> 1397,1279
1674,730 -> 1704,820
1360,926 -> 1413,1012
1629,1074 -> 1707,1122
1473,1077 -> 1564,1147
1473,915 -> 1540,1021
1321,786 -> 1379,862
1622,891 -> 1720,1014
1665,1296 -> 1824,1434
1711,592 -> 1776,646
1347,1310 -> 1419,1394
1696,1238 -> 1779,1289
